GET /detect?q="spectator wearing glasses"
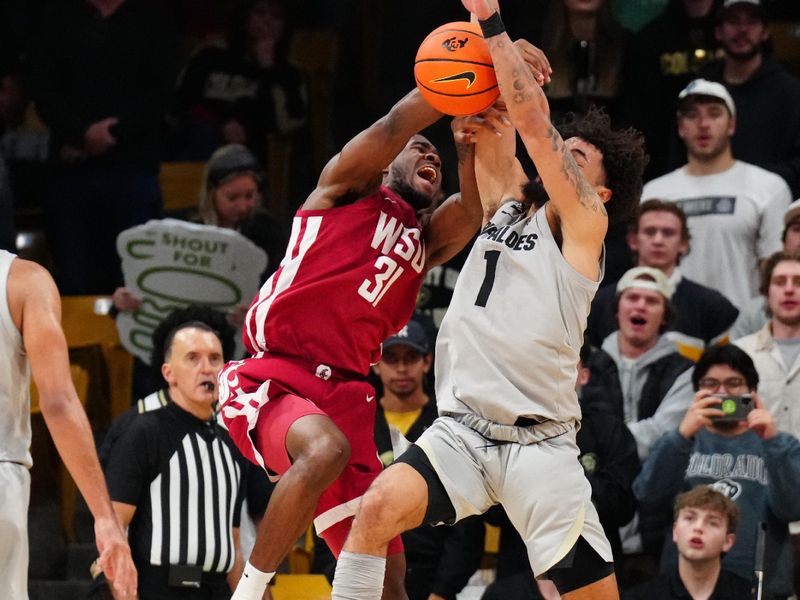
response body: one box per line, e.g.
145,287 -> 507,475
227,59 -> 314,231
633,344 -> 800,600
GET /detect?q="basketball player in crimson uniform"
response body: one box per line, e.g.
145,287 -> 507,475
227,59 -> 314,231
219,88 -> 507,600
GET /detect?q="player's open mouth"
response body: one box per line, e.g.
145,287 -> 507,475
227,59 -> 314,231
417,165 -> 438,184
689,536 -> 704,548
631,317 -> 646,326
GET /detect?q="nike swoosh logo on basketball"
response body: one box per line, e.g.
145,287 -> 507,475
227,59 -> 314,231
431,71 -> 476,89
366,395 -> 375,403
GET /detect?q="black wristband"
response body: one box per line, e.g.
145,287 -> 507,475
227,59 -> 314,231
479,12 -> 505,38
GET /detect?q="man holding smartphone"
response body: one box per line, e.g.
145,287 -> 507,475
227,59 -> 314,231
633,344 -> 800,599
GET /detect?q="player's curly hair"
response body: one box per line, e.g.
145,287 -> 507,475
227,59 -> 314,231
557,106 -> 648,225
150,305 -> 237,375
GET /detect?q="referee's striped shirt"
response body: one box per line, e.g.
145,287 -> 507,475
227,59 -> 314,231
105,400 -> 246,573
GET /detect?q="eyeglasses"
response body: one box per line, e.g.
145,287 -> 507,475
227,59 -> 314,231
698,377 -> 746,392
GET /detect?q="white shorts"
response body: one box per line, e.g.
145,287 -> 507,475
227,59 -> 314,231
415,416 -> 612,576
0,462 -> 30,599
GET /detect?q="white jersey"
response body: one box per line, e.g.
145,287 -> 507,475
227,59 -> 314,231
642,161 -> 791,307
0,250 -> 31,467
435,203 -> 601,425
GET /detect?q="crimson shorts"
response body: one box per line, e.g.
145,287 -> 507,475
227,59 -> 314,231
219,355 -> 401,555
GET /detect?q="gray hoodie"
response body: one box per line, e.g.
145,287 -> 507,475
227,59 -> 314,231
601,331 -> 694,460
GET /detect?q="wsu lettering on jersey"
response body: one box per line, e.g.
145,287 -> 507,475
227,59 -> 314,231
358,210 -> 425,306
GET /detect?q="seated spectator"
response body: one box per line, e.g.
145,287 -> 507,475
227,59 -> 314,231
168,0 -> 307,161
112,144 -> 288,400
583,266 -> 694,460
537,0 -> 634,125
734,249 -> 800,594
623,486 -> 752,600
588,199 -> 738,361
731,201 -> 800,339
100,312 -> 249,599
641,78 -> 792,308
632,344 -> 800,599
27,0 -> 174,295
582,266 -> 694,585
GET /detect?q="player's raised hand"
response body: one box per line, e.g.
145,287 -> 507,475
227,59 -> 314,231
95,516 -> 137,599
513,39 -> 552,86
461,0 -> 498,21
451,106 -> 511,143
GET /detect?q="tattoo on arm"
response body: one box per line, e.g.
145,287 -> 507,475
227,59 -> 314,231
546,126 -> 607,216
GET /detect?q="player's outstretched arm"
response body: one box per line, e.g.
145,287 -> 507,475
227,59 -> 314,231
462,0 -> 607,275
8,260 -> 137,599
304,89 -> 443,210
425,109 -> 508,267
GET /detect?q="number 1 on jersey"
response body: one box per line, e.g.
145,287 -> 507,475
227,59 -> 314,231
475,250 -> 500,307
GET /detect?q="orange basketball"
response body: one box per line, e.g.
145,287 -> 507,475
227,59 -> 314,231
414,21 -> 499,117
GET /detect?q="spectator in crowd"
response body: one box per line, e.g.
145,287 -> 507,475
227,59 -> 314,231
113,143 -> 288,313
583,267 -> 695,461
623,486 -> 752,600
27,0 -> 175,295
697,0 -> 800,197
103,317 -> 248,599
628,0 -> 723,180
537,0 -> 634,125
633,344 -> 800,599
588,199 -> 738,361
582,267 -> 694,585
731,199 -> 800,339
734,250 -> 800,594
641,78 -> 791,307
112,144 -> 288,400
169,0 -> 307,161
2,250 -> 136,598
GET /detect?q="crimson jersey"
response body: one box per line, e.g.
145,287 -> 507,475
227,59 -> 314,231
243,186 -> 426,375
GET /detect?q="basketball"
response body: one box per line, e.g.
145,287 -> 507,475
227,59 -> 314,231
414,21 -> 499,117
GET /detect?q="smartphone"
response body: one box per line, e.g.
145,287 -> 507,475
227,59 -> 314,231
710,394 -> 753,423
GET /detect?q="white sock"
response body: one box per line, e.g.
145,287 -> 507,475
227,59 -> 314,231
230,561 -> 275,600
331,551 -> 386,600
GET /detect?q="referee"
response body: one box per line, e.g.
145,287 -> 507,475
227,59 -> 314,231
104,317 -> 246,599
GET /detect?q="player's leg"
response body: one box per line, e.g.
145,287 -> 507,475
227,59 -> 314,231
249,411 -> 350,565
501,433 -> 617,599
233,398 -> 350,600
549,537 -> 618,600
332,461 -> 428,600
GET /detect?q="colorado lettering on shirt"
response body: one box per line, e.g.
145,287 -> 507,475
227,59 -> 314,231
479,222 -> 538,252
686,451 -> 768,486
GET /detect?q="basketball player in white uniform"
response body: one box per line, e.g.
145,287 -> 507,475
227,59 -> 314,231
330,2 -> 648,598
0,250 -> 136,599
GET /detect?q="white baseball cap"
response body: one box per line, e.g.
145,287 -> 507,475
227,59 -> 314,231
678,79 -> 736,118
784,199 -> 800,226
723,0 -> 762,10
616,266 -> 674,301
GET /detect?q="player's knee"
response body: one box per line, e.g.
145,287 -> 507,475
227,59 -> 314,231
354,482 -> 404,541
293,429 -> 351,485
